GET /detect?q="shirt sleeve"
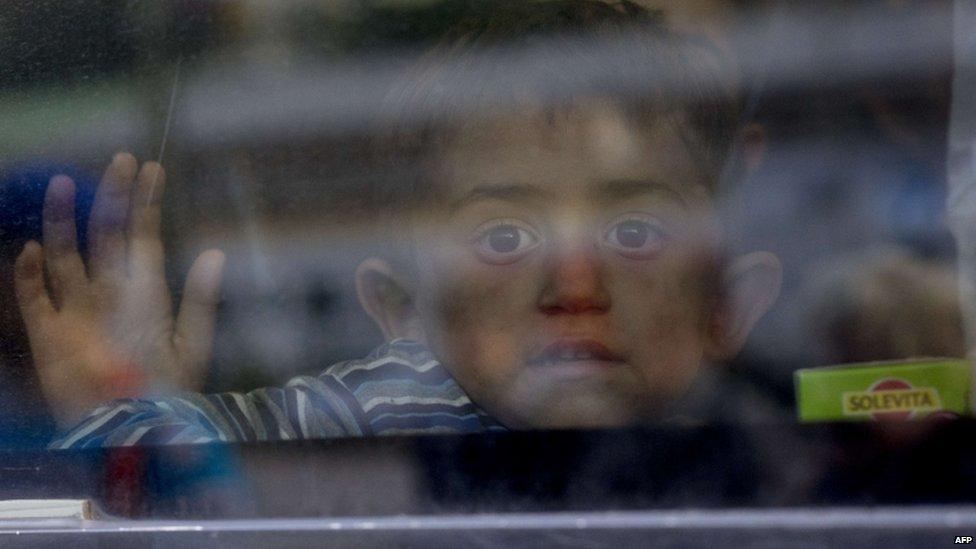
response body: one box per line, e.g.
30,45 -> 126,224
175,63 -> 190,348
49,374 -> 363,449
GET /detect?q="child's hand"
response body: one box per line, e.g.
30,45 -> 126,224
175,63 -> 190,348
13,153 -> 225,427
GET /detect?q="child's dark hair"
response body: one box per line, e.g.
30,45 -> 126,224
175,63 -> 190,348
364,0 -> 743,264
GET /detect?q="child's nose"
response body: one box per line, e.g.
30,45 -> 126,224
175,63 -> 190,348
537,241 -> 610,315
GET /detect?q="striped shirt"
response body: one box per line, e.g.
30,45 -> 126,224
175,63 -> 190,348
51,339 -> 504,449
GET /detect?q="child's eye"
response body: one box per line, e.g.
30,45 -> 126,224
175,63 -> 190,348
472,220 -> 540,264
602,214 -> 668,259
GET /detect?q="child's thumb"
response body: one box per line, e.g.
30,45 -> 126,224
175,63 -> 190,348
174,249 -> 225,388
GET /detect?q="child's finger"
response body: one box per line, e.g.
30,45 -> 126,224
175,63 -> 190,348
14,241 -> 56,329
42,176 -> 88,303
174,249 -> 225,385
128,162 -> 165,279
88,152 -> 138,282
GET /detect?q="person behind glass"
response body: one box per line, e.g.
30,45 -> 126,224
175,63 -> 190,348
13,0 -> 782,447
804,247 -> 966,365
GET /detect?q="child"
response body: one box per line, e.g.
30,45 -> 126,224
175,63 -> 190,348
14,0 -> 781,447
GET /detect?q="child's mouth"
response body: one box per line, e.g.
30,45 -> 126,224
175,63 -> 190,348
529,339 -> 624,369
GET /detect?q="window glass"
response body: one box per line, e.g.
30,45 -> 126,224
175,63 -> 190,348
0,0 -> 972,530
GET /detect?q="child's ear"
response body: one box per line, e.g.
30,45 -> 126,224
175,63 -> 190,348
355,258 -> 427,344
704,251 -> 782,361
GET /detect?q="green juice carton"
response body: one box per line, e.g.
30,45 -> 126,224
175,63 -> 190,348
794,358 -> 971,422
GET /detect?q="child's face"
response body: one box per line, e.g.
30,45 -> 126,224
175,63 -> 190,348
407,104 -> 723,428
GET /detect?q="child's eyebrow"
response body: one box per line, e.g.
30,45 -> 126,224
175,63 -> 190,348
592,179 -> 688,209
451,184 -> 549,210
449,179 -> 688,211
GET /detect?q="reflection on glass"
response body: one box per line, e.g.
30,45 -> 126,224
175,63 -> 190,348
0,0 -> 963,453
